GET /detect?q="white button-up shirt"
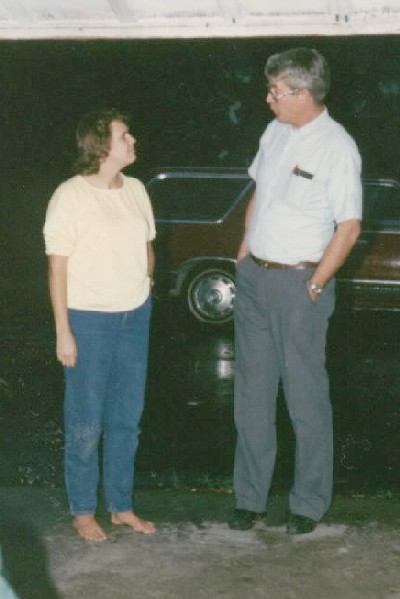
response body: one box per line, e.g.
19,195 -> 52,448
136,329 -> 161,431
248,108 -> 362,264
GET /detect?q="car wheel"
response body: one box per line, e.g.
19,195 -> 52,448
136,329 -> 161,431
186,266 -> 236,325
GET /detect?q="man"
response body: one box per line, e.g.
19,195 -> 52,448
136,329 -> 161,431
229,47 -> 362,534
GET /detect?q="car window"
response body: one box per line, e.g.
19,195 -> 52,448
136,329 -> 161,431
363,180 -> 400,226
147,176 -> 251,222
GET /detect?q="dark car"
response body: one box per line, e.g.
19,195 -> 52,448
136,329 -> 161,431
147,167 -> 400,325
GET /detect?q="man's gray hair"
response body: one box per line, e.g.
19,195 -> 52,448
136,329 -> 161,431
265,47 -> 330,103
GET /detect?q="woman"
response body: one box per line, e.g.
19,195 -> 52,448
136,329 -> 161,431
43,108 -> 156,541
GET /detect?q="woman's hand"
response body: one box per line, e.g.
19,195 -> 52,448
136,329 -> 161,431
56,330 -> 78,368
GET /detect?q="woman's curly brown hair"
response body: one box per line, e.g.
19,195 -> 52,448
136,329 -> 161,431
73,108 -> 131,175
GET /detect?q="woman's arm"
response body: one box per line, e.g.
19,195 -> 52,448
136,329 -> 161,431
147,241 -> 155,287
48,254 -> 77,367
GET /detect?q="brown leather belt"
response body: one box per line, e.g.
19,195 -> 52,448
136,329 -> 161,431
250,254 -> 319,270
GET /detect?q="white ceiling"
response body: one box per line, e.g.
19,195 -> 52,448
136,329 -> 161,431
0,0 -> 399,39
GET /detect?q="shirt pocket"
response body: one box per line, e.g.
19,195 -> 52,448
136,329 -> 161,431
284,170 -> 326,215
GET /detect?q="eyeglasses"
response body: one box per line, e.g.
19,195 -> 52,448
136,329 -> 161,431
267,88 -> 300,102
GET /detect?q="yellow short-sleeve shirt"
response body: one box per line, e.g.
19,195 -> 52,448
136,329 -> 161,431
43,174 -> 156,312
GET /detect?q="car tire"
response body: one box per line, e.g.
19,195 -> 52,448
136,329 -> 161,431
185,266 -> 236,325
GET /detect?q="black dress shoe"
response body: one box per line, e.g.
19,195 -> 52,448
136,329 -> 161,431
228,508 -> 268,530
287,514 -> 318,535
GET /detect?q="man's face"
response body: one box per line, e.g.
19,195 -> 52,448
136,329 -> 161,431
106,120 -> 136,169
265,78 -> 302,126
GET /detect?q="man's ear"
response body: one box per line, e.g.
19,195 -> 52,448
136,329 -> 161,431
298,88 -> 312,104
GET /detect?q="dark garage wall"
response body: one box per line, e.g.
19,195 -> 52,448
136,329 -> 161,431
1,35 -> 399,322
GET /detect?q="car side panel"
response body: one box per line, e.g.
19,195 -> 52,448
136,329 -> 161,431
337,230 -> 400,311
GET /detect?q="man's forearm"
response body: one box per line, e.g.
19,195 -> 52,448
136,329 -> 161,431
310,218 -> 361,289
237,192 -> 255,261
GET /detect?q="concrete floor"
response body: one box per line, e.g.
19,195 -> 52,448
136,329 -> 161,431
1,311 -> 400,598
1,486 -> 399,599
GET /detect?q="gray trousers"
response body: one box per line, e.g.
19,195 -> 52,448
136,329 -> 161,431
233,256 -> 335,521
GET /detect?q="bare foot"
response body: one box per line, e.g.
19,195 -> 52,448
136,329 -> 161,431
73,515 -> 108,542
111,511 -> 156,534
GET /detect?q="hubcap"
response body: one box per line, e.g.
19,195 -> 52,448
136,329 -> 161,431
189,271 -> 235,323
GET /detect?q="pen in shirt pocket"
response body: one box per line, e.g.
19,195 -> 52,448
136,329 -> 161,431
292,165 -> 314,180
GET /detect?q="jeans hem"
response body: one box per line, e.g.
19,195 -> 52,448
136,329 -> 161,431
69,510 -> 96,516
106,506 -> 133,513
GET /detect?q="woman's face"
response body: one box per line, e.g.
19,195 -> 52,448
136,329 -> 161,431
105,120 -> 136,169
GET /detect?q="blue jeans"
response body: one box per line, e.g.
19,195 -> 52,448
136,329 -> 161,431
63,296 -> 151,515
